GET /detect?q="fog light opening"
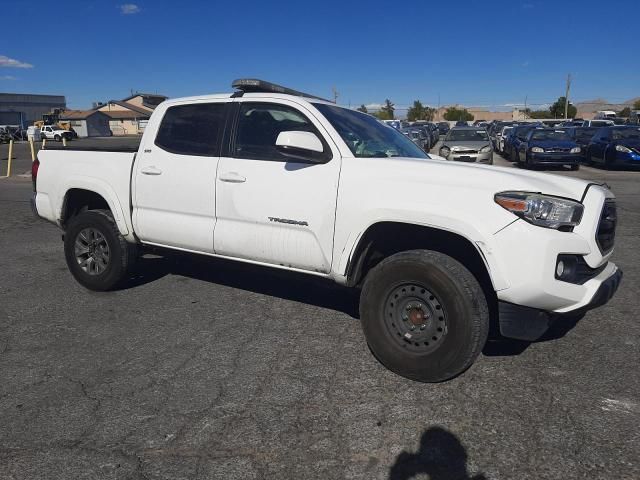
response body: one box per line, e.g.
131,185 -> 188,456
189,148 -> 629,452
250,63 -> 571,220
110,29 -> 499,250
556,261 -> 565,278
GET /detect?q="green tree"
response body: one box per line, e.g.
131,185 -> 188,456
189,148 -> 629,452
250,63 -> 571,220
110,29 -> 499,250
424,107 -> 436,122
373,110 -> 393,120
528,110 -> 552,119
380,99 -> 395,120
407,100 -> 425,122
549,96 -> 577,119
633,100 -> 640,110
618,107 -> 631,117
443,107 -> 474,122
356,104 -> 368,113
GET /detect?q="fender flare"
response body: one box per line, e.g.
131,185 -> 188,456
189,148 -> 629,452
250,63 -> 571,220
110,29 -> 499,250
59,176 -> 129,236
336,218 -> 508,291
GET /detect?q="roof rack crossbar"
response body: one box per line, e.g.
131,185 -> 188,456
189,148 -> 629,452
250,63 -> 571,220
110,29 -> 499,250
231,78 -> 332,103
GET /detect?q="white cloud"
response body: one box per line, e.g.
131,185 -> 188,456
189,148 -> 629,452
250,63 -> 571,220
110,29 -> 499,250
522,61 -> 530,67
0,75 -> 17,80
0,55 -> 33,69
119,4 -> 141,14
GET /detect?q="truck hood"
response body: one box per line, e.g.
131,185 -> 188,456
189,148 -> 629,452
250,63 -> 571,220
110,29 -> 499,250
383,156 -> 596,200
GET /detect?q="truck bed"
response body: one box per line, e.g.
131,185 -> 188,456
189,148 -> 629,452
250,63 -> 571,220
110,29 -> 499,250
42,136 -> 140,153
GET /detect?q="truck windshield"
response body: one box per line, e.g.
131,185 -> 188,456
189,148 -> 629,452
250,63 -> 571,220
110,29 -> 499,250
312,103 -> 427,158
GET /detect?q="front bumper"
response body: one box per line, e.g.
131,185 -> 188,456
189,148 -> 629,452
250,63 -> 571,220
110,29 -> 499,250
443,151 -> 493,164
498,267 -> 623,340
614,150 -> 640,166
529,152 -> 581,165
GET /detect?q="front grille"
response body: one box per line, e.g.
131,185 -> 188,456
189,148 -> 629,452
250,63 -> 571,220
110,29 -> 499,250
455,149 -> 478,154
546,147 -> 571,153
596,200 -> 617,253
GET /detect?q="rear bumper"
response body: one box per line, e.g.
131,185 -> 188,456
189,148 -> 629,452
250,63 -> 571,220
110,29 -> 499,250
499,267 -> 623,340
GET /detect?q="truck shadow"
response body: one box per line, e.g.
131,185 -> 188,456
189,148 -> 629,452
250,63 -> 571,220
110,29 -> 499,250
388,426 -> 486,480
124,252 -> 361,319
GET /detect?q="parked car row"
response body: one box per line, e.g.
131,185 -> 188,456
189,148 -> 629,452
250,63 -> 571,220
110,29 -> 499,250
400,122 -> 440,152
0,125 -> 29,142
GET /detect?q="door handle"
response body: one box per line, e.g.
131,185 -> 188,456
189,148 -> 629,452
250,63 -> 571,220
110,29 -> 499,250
141,166 -> 162,176
219,172 -> 246,183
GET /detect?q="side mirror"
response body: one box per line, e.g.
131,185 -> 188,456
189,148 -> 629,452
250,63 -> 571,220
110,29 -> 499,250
275,131 -> 326,162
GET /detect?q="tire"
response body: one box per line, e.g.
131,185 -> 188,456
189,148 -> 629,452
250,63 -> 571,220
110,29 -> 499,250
360,250 -> 489,383
64,209 -> 137,291
54,134 -> 61,142
570,164 -> 580,171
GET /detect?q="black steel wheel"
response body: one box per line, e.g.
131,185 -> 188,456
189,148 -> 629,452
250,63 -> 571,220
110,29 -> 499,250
360,250 -> 489,383
383,283 -> 448,354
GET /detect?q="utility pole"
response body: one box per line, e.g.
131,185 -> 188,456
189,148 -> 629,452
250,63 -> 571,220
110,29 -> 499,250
332,86 -> 339,104
437,93 -> 440,121
564,73 -> 572,119
524,95 -> 528,120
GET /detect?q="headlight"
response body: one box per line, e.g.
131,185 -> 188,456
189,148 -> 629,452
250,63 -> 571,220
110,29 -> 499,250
450,146 -> 461,152
494,191 -> 584,229
570,147 -> 581,153
480,145 -> 492,153
616,145 -> 631,153
531,147 -> 544,153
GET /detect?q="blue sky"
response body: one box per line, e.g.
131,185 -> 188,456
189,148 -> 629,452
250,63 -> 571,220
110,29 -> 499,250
2,0 -> 639,111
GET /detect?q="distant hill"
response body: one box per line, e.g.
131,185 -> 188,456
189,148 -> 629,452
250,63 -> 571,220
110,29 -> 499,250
575,97 -> 637,114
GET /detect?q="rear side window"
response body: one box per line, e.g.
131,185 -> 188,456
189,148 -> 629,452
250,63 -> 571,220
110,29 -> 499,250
155,103 -> 227,156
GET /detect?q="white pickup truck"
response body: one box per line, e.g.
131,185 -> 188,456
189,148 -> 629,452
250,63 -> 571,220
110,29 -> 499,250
32,79 -> 622,382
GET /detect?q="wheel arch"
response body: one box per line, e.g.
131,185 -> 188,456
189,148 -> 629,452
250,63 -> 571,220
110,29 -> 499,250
345,220 -> 496,287
60,182 -> 129,236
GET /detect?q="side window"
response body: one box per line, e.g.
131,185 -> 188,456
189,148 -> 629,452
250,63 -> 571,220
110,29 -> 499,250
155,103 -> 227,156
233,102 -> 330,162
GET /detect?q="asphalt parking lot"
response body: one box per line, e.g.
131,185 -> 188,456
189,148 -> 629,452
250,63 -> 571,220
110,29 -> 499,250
1,138 -> 639,479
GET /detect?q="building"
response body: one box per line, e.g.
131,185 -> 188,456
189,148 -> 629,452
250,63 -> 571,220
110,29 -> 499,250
59,110 -> 111,137
0,93 -> 66,127
96,93 -> 167,135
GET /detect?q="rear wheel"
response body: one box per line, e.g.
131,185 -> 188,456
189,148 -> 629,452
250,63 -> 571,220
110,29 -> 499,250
64,210 -> 136,291
54,134 -> 61,142
360,250 -> 489,383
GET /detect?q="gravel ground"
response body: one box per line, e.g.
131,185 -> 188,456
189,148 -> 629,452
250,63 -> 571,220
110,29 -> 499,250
0,140 -> 638,479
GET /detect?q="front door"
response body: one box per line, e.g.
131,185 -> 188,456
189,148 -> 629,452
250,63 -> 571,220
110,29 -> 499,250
214,100 -> 340,273
133,101 -> 228,252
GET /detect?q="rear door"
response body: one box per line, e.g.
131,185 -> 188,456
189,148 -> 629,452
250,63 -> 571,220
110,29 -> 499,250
132,100 -> 228,252
214,99 -> 340,273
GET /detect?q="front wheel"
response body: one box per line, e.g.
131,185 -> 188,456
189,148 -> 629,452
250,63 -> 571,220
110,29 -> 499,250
570,164 -> 580,171
64,210 -> 137,291
360,250 -> 489,383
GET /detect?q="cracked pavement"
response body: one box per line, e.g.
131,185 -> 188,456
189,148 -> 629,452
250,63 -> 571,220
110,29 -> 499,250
0,151 -> 639,479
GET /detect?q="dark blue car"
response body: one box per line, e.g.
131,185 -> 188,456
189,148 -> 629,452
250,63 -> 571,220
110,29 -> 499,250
564,126 -> 598,162
515,128 -> 581,170
587,126 -> 640,168
503,124 -> 540,160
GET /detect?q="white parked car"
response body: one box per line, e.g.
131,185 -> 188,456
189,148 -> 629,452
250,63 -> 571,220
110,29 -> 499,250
582,120 -> 615,127
31,79 -> 622,382
498,125 -> 513,153
40,125 -> 72,141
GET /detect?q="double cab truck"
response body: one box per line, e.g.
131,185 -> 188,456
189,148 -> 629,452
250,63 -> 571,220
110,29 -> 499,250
32,79 -> 622,382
